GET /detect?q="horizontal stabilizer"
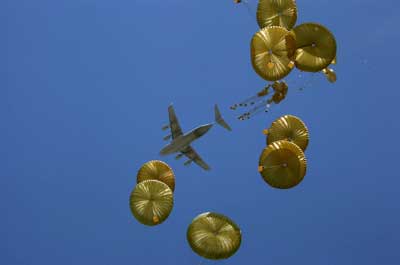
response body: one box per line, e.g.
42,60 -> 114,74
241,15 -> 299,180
215,104 -> 232,131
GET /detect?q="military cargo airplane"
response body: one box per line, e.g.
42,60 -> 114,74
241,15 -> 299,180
160,104 -> 231,170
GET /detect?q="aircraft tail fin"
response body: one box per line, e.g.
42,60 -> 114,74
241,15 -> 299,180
214,104 -> 232,131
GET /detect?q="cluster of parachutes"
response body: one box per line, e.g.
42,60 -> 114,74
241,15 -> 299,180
130,161 -> 242,260
252,0 -> 337,82
130,160 -> 175,226
129,1 -> 337,261
259,115 -> 309,188
232,0 -> 337,120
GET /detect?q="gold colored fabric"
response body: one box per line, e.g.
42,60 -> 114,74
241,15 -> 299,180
251,26 -> 296,81
257,0 -> 297,30
259,140 -> 307,189
137,160 -> 175,192
292,23 -> 337,72
187,212 -> 242,260
266,115 -> 309,151
270,80 -> 288,104
129,180 -> 173,226
322,68 -> 337,83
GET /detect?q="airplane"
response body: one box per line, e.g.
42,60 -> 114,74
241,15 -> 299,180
159,104 -> 232,170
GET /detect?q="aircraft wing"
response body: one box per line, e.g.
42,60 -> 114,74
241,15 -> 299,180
168,105 -> 183,139
181,146 -> 211,171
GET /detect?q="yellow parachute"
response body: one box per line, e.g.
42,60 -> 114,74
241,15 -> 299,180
251,26 -> 296,82
291,22 -> 337,72
233,0 -> 338,120
187,212 -> 242,260
137,160 -> 175,192
129,179 -> 174,226
259,140 -> 307,189
257,0 -> 298,30
263,115 -> 309,151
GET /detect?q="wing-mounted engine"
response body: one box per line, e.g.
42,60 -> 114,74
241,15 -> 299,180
163,135 -> 171,141
162,125 -> 169,131
175,153 -> 183,160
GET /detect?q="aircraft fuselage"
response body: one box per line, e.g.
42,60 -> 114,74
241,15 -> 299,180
160,123 -> 213,155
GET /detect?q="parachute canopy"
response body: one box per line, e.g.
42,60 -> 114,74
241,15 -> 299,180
137,160 -> 175,192
265,115 -> 309,151
257,0 -> 298,30
292,23 -> 337,72
259,140 -> 307,189
251,26 -> 296,81
232,1 -> 338,121
187,212 -> 242,260
129,179 -> 174,226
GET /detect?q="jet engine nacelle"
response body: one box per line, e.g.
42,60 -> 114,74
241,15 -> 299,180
184,160 -> 193,166
163,135 -> 171,141
175,154 -> 183,160
162,125 -> 169,131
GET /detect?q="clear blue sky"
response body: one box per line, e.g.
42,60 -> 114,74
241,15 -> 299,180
2,0 -> 400,264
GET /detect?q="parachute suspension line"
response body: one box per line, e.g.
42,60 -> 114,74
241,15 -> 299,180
296,43 -> 318,50
264,164 -> 287,169
239,89 -> 267,106
233,0 -> 256,21
239,94 -> 261,106
249,99 -> 270,114
230,84 -> 272,110
306,72 -> 316,88
242,0 -> 257,20
295,72 -> 316,92
233,83 -> 277,120
252,102 -> 271,117
237,99 -> 271,120
291,75 -> 303,92
296,72 -> 305,91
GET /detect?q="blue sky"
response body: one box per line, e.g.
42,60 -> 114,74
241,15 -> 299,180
2,0 -> 400,264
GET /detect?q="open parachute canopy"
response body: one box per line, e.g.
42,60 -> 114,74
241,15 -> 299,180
128,1 -> 336,257
130,179 -> 174,226
232,0 -> 338,120
137,160 -> 176,192
259,140 -> 307,189
251,26 -> 296,81
291,22 -> 337,72
264,115 -> 309,151
257,0 -> 298,30
187,212 -> 242,260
